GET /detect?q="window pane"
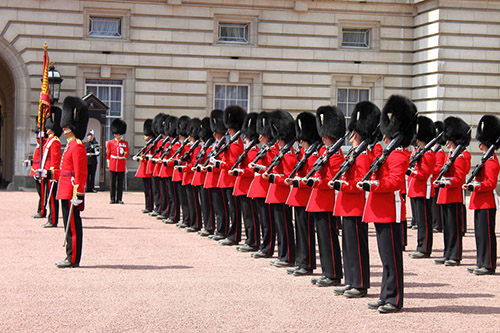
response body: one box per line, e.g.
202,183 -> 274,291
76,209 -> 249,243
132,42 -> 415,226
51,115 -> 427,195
342,28 -> 370,48
348,89 -> 358,103
89,16 -> 121,38
213,84 -> 249,110
218,23 -> 249,43
227,86 -> 237,100
359,89 -> 369,101
215,85 -> 225,100
337,89 -> 347,103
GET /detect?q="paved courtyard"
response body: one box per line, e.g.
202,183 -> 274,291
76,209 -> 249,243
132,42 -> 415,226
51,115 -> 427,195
1,190 -> 499,332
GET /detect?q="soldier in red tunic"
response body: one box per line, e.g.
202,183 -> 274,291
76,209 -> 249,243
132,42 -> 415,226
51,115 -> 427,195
134,119 -> 155,213
408,116 -> 437,258
40,106 -> 63,228
431,121 -> 446,232
106,119 -> 129,204
305,106 -> 345,286
433,117 -> 471,267
38,96 -> 88,268
358,95 -> 416,313
463,115 -> 500,275
331,101 -> 381,298
161,116 -> 180,223
285,111 -> 320,276
25,124 -> 46,219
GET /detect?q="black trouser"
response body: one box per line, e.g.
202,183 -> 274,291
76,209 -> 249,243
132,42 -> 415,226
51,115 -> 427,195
35,179 -> 46,217
462,203 -> 467,234
295,206 -> 316,270
142,178 -> 154,211
432,187 -> 443,231
200,187 -> 214,232
151,176 -> 161,213
411,197 -> 433,255
440,202 -> 463,261
166,177 -> 179,222
254,197 -> 275,256
61,200 -> 83,265
474,208 -> 497,271
186,184 -> 202,229
47,180 -> 59,226
87,163 -> 97,191
314,211 -> 342,280
375,222 -> 403,309
175,181 -> 189,224
158,177 -> 168,217
342,216 -> 369,290
225,187 -> 242,243
110,171 -> 124,202
211,187 -> 229,236
238,196 -> 260,248
271,203 -> 295,263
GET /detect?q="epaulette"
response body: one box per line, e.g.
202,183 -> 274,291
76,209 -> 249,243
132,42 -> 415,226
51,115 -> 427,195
76,139 -> 82,144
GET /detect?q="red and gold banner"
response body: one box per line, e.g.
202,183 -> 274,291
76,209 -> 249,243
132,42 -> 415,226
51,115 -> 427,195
37,42 -> 51,130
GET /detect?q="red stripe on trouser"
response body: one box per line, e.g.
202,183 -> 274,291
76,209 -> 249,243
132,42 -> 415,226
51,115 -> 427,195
50,191 -> 56,224
250,200 -> 258,247
173,184 -> 179,220
40,181 -> 45,216
355,217 -> 363,289
70,201 -> 77,263
282,204 -> 290,261
159,182 -> 163,211
488,210 -> 492,268
307,212 -> 311,269
328,214 -> 336,276
222,190 -> 228,235
456,204 -> 460,259
192,187 -> 200,228
208,189 -> 213,230
390,224 -> 400,307
267,204 -> 273,255
149,179 -> 153,209
424,199 -> 428,251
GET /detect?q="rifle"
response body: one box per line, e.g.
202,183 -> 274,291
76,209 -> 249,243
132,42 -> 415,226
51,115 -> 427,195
178,139 -> 201,164
264,139 -> 296,175
170,137 -> 190,161
193,137 -> 215,170
406,132 -> 444,175
132,137 -> 154,160
230,138 -> 259,172
288,141 -> 322,180
465,136 -> 500,189
158,136 -> 179,161
250,138 -> 277,172
210,130 -> 242,162
331,137 -> 371,184
304,131 -> 350,187
434,144 -> 465,186
141,134 -> 162,159
359,134 -> 403,191
200,134 -> 228,169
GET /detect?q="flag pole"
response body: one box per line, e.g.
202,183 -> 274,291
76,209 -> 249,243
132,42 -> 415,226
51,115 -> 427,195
37,42 -> 51,170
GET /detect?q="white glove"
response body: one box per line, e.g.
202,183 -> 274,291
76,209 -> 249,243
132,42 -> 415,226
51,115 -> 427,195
71,198 -> 83,206
35,169 -> 47,179
23,160 -> 31,167
132,156 -> 138,161
119,147 -> 125,155
209,156 -> 217,165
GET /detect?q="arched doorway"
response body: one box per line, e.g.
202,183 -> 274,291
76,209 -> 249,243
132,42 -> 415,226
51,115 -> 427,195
0,55 -> 15,187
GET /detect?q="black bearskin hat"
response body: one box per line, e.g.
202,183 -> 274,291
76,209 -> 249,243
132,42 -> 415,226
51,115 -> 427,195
380,95 -> 417,148
223,105 -> 247,131
165,116 -> 178,137
348,101 -> 380,142
415,116 -> 436,144
45,106 -> 63,137
434,121 -> 446,145
269,109 -> 296,142
153,113 -> 168,136
443,116 -> 471,147
111,119 -> 127,135
177,116 -> 191,137
61,96 -> 89,140
296,112 -> 320,144
476,115 -> 500,148
143,119 -> 154,137
187,118 -> 201,140
210,109 -> 226,134
257,111 -> 273,138
242,112 -> 259,141
198,117 -> 213,142
316,105 -> 346,139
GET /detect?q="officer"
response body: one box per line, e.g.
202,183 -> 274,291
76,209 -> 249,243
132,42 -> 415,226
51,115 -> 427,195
106,119 -> 129,204
37,96 -> 88,268
134,119 -> 155,213
85,129 -> 100,192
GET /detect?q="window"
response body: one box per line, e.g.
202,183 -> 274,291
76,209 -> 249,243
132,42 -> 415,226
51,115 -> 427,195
337,88 -> 370,129
85,79 -> 123,142
89,16 -> 122,38
218,23 -> 249,44
342,28 -> 370,49
214,85 -> 249,110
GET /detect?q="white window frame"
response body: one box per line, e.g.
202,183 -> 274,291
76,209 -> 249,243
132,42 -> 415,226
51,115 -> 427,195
217,22 -> 249,44
213,14 -> 258,46
84,7 -> 130,40
214,84 -> 250,111
89,16 -> 122,38
338,20 -> 380,51
85,80 -> 124,142
341,28 -> 370,49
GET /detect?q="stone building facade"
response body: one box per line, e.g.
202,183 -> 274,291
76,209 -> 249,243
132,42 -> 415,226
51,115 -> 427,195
0,0 -> 499,189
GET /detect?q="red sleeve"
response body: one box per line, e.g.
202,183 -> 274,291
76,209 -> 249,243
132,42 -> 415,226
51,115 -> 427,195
313,152 -> 343,189
50,140 -> 61,170
273,151 -> 298,186
476,158 -> 500,192
73,143 -> 88,195
413,151 -> 435,181
106,141 -> 111,161
448,154 -> 469,188
434,150 -> 445,174
342,153 -> 371,193
124,141 -> 129,158
372,149 -> 409,193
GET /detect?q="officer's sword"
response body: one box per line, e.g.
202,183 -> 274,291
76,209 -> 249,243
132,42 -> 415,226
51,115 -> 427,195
63,178 -> 76,247
44,180 -> 55,213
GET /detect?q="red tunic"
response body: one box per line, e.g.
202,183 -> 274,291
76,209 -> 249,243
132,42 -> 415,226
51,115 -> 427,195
204,140 -> 223,189
30,143 -> 41,177
362,148 -> 409,223
407,150 -> 436,198
145,140 -> 162,175
437,150 -> 471,204
216,137 -> 244,188
106,139 -> 129,172
285,147 -> 318,207
181,144 -> 201,185
135,142 -> 153,178
153,139 -> 169,177
233,146 -> 259,197
265,149 -> 297,204
306,147 -> 344,212
334,149 -> 374,217
54,137 -> 88,201
469,154 -> 500,210
247,144 -> 279,199
192,145 -> 212,187
41,135 -> 61,172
